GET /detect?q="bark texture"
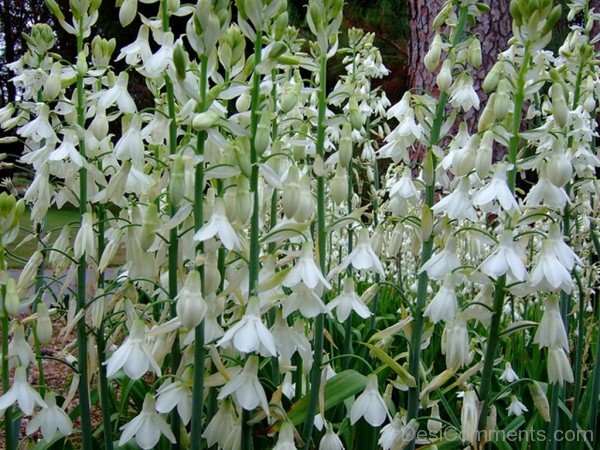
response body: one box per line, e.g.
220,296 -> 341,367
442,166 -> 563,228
408,0 -> 511,97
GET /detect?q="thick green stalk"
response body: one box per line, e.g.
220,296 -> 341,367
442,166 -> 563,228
405,10 -> 468,447
1,241 -> 16,450
161,2 -> 182,446
341,156 -> 353,371
302,54 -> 328,450
75,22 -> 94,450
241,28 -> 264,450
190,54 -> 208,450
478,46 -> 529,434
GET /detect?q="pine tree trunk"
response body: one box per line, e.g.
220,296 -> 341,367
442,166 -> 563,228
408,0 -> 511,98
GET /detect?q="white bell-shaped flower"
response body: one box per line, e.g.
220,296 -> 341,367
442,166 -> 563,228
284,242 -> 331,292
547,222 -> 581,271
424,273 -> 459,324
217,296 -> 277,356
273,421 -> 297,450
203,399 -> 240,448
529,240 -> 573,293
419,237 -> 461,281
118,394 -> 176,450
283,282 -> 328,319
547,346 -> 574,385
507,395 -> 528,416
320,423 -> 345,450
499,362 -> 519,383
327,277 -> 371,323
350,374 -> 389,426
460,389 -> 480,446
155,368 -> 193,425
97,72 -> 137,113
534,295 -> 569,350
480,229 -> 527,281
8,323 -> 36,369
217,355 -> 270,414
105,319 -> 161,379
0,366 -> 46,415
176,270 -> 207,330
431,177 -> 477,221
193,197 -> 242,250
442,315 -> 470,369
25,391 -> 73,441
337,228 -> 385,276
473,164 -> 520,212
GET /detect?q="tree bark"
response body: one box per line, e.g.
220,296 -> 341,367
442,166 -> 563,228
408,0 -> 511,99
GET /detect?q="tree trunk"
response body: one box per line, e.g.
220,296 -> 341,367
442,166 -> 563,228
408,0 -> 511,99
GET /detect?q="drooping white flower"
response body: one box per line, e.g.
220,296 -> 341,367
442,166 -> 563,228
473,164 -> 520,212
217,296 -> 277,356
320,424 -> 345,450
534,295 -> 569,350
499,362 -> 519,383
105,319 -> 161,379
0,366 -> 47,415
217,355 -> 270,414
336,228 -> 385,276
379,416 -> 418,450
389,167 -> 419,201
25,391 -> 73,441
8,323 -> 36,369
442,315 -> 470,369
283,282 -> 328,319
525,173 -> 570,209
507,395 -> 528,416
114,115 -> 144,165
271,314 -> 313,370
73,212 -> 97,260
431,177 -> 477,221
547,346 -> 574,385
48,130 -> 86,168
424,273 -> 459,324
118,394 -> 176,450
529,240 -> 573,293
480,229 -> 527,281
327,277 -> 371,323
97,72 -> 137,113
155,370 -> 193,425
460,389 -> 480,446
350,374 -> 389,426
547,222 -> 581,271
193,197 -> 241,250
419,237 -> 461,281
273,421 -> 297,450
117,25 -> 152,65
143,33 -> 175,79
449,72 -> 480,111
203,399 -> 240,448
283,242 -> 331,292
17,103 -> 56,142
176,270 -> 207,330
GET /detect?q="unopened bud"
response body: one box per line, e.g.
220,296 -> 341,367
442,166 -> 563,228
173,43 -> 187,81
338,123 -> 353,167
236,91 -> 251,112
331,165 -> 347,205
254,113 -> 271,155
4,277 -> 20,317
192,111 -> 220,131
467,38 -> 482,68
436,60 -> 452,92
36,302 -> 53,345
348,99 -> 362,130
170,156 -> 186,207
546,153 -> 572,187
119,0 -> 137,26
424,35 -> 442,72
421,205 -> 433,242
140,203 -> 159,251
283,166 -> 300,218
550,84 -> 568,128
529,382 -> 550,422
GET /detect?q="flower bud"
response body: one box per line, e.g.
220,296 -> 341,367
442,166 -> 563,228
204,252 -> 221,294
91,289 -> 105,329
293,176 -> 314,222
424,35 -> 442,72
388,223 -> 403,257
4,277 -> 20,317
280,82 -> 301,114
235,185 -> 253,225
193,111 -> 220,131
550,83 -> 568,128
348,98 -> 362,130
283,166 -> 301,218
140,203 -> 159,252
421,205 -> 433,242
546,153 -> 572,187
254,113 -> 271,155
90,108 -> 109,140
432,3 -> 451,29
529,382 -> 550,422
467,38 -> 482,68
436,60 -> 452,92
43,63 -> 62,100
176,270 -> 207,330
45,0 -> 65,21
452,137 -> 478,177
268,42 -> 287,60
338,123 -> 353,167
170,156 -> 186,207
36,302 -> 53,345
477,101 -> 496,132
234,144 -> 252,178
76,51 -> 87,76
482,62 -> 502,93
119,0 -> 137,26
173,43 -> 187,81
331,165 -> 347,206
494,80 -> 511,120
236,91 -> 251,112
475,131 -> 494,179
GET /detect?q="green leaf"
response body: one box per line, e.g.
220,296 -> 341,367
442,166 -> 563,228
362,342 -> 416,388
286,370 -> 367,426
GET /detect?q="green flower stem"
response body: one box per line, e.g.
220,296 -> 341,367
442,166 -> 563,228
341,155 -> 353,372
161,2 -> 182,447
302,53 -> 328,450
478,45 -> 530,435
75,20 -> 94,450
369,116 -> 380,331
190,54 -> 208,450
1,240 -> 16,450
406,8 -> 468,448
241,27 -> 264,450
